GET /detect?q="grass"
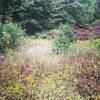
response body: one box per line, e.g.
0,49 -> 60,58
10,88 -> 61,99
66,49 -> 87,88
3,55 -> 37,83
68,40 -> 94,56
1,37 -> 99,100
2,37 -> 81,99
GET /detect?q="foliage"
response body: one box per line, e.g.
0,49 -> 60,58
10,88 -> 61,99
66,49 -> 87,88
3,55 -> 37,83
91,39 -> 100,48
0,0 -> 21,24
0,56 -> 24,100
19,0 -> 69,34
73,26 -> 100,40
0,0 -> 100,99
63,0 -> 96,28
53,25 -> 75,54
68,40 -> 93,56
95,0 -> 100,19
0,0 -> 97,33
73,28 -> 92,40
70,47 -> 100,100
0,0 -> 68,34
91,19 -> 100,26
0,22 -> 25,53
1,36 -> 100,99
0,38 -> 82,100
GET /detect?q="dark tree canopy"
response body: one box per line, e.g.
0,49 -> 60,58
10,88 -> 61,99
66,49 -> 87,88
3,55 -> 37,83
0,0 -> 98,34
95,0 -> 100,19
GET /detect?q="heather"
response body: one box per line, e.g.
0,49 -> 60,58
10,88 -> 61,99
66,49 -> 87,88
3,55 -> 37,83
73,26 -> 100,40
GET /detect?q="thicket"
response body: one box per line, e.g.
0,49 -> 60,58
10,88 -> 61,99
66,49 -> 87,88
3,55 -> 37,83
71,48 -> 100,100
53,25 -> 76,54
0,22 -> 25,53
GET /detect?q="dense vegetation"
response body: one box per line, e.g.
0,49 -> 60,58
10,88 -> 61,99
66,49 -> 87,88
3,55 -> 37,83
0,0 -> 100,100
0,0 -> 99,33
0,22 -> 25,53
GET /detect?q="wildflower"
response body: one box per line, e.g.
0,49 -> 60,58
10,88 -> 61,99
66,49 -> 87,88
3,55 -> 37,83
25,75 -> 34,82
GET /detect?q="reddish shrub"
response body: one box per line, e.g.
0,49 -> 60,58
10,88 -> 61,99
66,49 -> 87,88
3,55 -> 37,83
71,51 -> 100,99
13,62 -> 33,78
73,26 -> 100,40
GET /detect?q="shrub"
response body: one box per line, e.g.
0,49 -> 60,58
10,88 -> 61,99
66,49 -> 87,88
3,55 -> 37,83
39,34 -> 48,39
71,50 -> 100,100
0,57 -> 24,100
91,19 -> 100,27
73,28 -> 92,40
0,22 -> 25,53
53,25 -> 75,54
73,25 -> 100,40
91,38 -> 100,48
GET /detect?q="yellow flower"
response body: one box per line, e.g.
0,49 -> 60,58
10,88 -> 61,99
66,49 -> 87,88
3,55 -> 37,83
25,75 -> 34,82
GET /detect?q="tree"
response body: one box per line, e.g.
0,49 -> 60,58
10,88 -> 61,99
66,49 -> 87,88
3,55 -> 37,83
62,0 -> 96,27
0,0 -> 97,33
95,0 -> 100,19
18,0 -> 68,34
0,0 -> 22,24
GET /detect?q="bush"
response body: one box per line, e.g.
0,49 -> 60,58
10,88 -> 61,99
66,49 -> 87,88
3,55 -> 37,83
0,56 -> 24,100
0,22 -> 25,53
71,50 -> 100,100
39,34 -> 48,39
53,25 -> 75,54
91,38 -> 100,48
91,19 -> 100,27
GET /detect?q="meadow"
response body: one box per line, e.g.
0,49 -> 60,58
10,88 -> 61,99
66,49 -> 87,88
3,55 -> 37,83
0,0 -> 100,100
0,35 -> 100,100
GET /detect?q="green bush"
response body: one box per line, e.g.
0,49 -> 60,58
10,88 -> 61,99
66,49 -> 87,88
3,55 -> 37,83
91,19 -> 100,27
0,22 -> 25,53
91,39 -> 100,48
52,25 -> 75,54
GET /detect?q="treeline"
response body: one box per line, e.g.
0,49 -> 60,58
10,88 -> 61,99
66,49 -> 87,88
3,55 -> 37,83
0,0 -> 100,34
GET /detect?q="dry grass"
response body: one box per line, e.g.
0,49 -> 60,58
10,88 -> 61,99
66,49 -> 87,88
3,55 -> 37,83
3,37 -> 82,99
4,37 -> 98,100
1,35 -> 99,99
